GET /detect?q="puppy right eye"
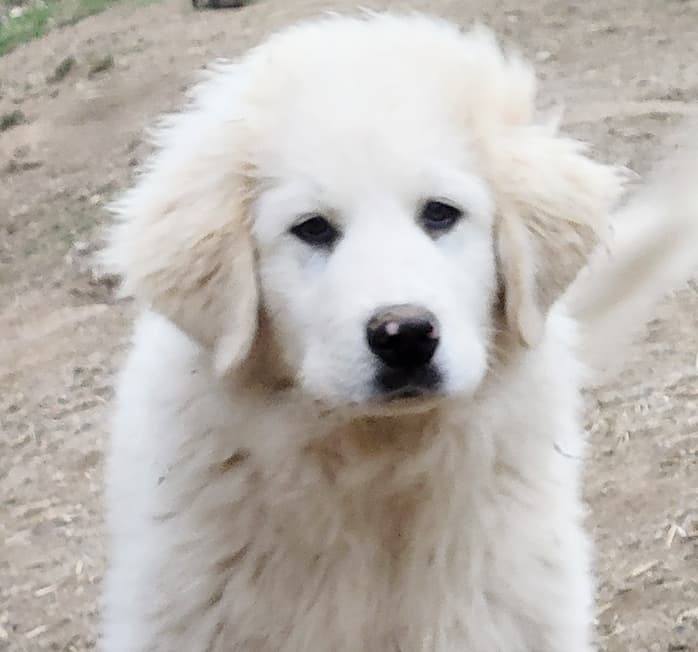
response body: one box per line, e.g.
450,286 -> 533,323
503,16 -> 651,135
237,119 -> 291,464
290,214 -> 340,248
419,199 -> 464,234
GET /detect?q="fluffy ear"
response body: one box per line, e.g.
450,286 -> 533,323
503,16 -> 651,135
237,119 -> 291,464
495,208 -> 545,347
490,128 -> 624,346
457,31 -> 626,346
103,65 -> 258,375
489,130 -> 624,346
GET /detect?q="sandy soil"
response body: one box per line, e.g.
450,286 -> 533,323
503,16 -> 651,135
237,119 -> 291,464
1,1 -> 697,650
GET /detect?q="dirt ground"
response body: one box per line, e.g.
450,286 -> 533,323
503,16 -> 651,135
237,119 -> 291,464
1,0 -> 697,650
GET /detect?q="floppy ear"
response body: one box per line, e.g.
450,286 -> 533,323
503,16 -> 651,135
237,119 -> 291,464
456,29 -> 626,346
103,65 -> 258,375
490,127 -> 624,346
495,206 -> 545,347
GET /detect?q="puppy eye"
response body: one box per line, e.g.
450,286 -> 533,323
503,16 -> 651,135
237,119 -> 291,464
419,200 -> 464,234
290,214 -> 340,247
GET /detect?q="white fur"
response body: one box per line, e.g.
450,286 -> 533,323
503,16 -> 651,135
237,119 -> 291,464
101,14 -> 698,652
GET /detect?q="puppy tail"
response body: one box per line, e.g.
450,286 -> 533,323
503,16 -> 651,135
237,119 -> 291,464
562,137 -> 698,383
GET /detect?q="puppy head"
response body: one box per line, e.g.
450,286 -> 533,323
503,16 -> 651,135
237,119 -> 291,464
105,15 -> 623,413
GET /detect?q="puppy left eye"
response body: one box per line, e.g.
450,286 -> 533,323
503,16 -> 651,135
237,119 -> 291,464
290,214 -> 340,248
419,200 -> 464,234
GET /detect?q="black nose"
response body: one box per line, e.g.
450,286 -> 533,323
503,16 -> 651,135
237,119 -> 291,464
366,305 -> 440,369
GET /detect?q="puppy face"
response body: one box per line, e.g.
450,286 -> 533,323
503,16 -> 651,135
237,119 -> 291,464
106,14 -> 623,415
252,114 -> 496,410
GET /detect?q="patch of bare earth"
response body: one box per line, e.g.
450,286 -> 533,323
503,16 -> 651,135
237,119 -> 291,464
1,1 -> 696,650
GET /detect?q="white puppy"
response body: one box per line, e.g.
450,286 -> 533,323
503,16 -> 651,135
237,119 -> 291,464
101,14 -> 698,651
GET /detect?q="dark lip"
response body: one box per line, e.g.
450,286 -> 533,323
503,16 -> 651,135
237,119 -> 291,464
374,364 -> 442,397
381,385 -> 437,402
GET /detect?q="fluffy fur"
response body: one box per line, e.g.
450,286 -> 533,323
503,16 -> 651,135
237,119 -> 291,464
101,14 -> 698,652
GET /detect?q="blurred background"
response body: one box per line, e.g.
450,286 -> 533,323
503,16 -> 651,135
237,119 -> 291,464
1,1 -> 697,650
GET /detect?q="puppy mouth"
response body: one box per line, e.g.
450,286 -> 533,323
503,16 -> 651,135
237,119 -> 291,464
374,364 -> 443,403
302,364 -> 445,417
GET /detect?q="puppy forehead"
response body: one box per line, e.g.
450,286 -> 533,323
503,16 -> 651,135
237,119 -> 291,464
241,18 -> 502,180
249,87 -> 471,197
246,63 -> 479,220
